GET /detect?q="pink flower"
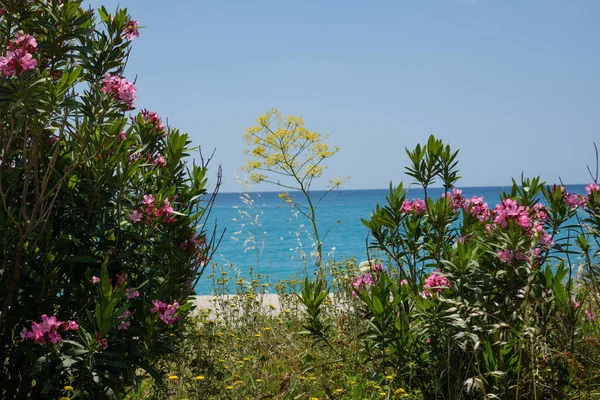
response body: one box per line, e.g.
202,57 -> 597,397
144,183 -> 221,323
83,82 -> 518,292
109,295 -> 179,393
140,109 -> 166,136
399,279 -> 408,286
413,198 -> 426,215
442,188 -> 465,211
66,320 -> 78,331
539,231 -> 554,247
565,193 -> 586,210
117,321 -> 131,330
586,183 -> 600,195
400,198 -> 426,215
155,153 -> 166,167
0,34 -> 38,77
584,310 -> 596,320
91,276 -> 100,284
126,288 -> 139,298
142,194 -> 155,205
400,200 -> 413,214
101,73 -> 136,109
118,131 -> 127,142
129,209 -> 143,223
97,337 -> 108,349
372,264 -> 384,274
150,299 -> 181,325
123,20 -> 140,40
497,249 -> 513,264
465,196 -> 491,222
17,51 -> 36,72
20,314 -> 77,345
572,301 -> 581,309
423,271 -> 450,295
117,310 -> 131,320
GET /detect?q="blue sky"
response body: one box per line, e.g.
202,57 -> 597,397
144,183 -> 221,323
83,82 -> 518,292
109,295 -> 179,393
87,0 -> 600,193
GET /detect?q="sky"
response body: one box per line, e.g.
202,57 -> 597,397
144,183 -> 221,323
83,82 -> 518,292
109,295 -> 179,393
86,0 -> 600,193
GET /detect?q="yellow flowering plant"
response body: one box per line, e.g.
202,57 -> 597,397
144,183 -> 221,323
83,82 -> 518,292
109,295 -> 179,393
243,108 -> 345,265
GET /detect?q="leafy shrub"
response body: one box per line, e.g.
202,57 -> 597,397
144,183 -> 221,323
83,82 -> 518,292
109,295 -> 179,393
0,1 -> 218,398
354,135 -> 600,399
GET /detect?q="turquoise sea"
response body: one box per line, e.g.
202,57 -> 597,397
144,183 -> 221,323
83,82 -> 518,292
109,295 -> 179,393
195,184 -> 588,294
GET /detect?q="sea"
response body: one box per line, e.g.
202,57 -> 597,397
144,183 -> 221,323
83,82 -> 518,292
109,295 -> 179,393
195,184 -> 588,294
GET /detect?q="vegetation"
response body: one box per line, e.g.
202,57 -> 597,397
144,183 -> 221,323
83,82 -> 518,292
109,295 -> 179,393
0,2 -> 219,398
2,1 -> 600,399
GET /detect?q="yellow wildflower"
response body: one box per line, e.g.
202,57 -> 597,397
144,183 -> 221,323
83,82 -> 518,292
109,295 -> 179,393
64,385 -> 74,391
195,375 -> 205,380
167,375 -> 178,381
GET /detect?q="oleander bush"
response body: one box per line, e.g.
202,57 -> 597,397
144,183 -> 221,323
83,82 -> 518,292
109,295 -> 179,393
0,1 -> 218,398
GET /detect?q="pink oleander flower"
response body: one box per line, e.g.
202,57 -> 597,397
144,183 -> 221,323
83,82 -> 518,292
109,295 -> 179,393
584,310 -> 596,320
400,200 -> 413,214
118,131 -> 127,142
442,188 -> 465,211
0,34 -> 39,77
413,198 -> 426,215
126,288 -> 140,299
123,20 -> 140,40
401,198 -> 426,215
371,264 -> 384,274
586,183 -> 600,195
464,195 -> 491,221
117,310 -> 131,320
150,300 -> 181,325
20,314 -> 78,345
399,279 -> 408,286
65,320 -> 79,331
142,194 -> 155,205
422,271 -> 450,295
157,198 -> 176,223
155,153 -> 166,167
539,231 -> 554,247
572,301 -> 581,309
101,73 -> 136,108
140,109 -> 166,135
350,274 -> 373,297
565,193 -> 586,210
97,337 -> 108,349
91,276 -> 100,284
497,249 -> 513,264
129,209 -> 143,223
117,321 -> 131,330
17,51 -> 36,72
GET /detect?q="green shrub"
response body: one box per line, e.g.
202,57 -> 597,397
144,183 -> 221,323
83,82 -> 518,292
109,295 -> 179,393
0,2 -> 218,398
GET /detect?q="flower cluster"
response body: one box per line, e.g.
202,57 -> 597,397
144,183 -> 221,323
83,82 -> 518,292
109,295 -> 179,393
123,19 -> 140,40
150,300 -> 180,325
400,198 -> 426,215
422,271 -> 450,296
117,309 -> 132,330
464,195 -> 491,222
101,73 -> 137,109
129,194 -> 176,224
442,188 -> 465,211
0,34 -> 37,77
492,198 -> 553,264
20,315 -> 78,344
140,109 -> 166,136
586,183 -> 600,206
350,274 -> 373,297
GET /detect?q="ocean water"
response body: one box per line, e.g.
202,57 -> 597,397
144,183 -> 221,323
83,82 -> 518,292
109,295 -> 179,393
195,184 -> 588,294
